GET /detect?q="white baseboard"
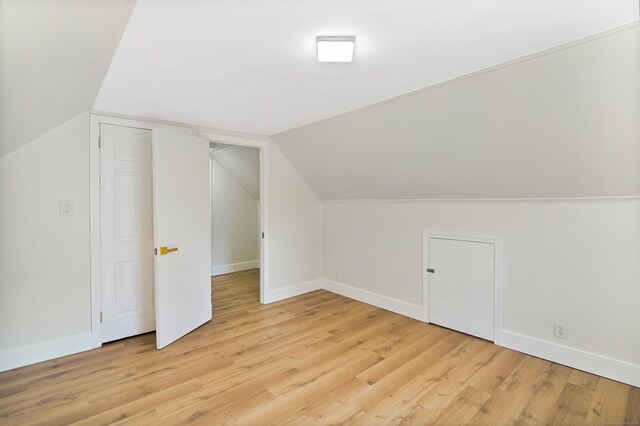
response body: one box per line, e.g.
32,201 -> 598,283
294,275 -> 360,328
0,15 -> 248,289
3,286 -> 636,391
0,332 -> 93,372
322,279 -> 424,321
319,281 -> 639,387
501,330 -> 640,387
264,279 -> 323,304
211,260 -> 259,276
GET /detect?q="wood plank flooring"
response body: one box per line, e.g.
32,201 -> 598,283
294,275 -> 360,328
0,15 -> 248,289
0,268 -> 638,425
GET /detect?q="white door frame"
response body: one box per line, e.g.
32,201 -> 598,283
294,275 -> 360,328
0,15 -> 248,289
422,230 -> 503,345
198,130 -> 269,306
89,114 -> 269,349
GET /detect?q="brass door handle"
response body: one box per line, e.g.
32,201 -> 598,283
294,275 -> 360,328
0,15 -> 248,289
159,246 -> 178,255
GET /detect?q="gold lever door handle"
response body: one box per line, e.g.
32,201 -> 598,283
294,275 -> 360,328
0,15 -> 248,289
159,246 -> 178,256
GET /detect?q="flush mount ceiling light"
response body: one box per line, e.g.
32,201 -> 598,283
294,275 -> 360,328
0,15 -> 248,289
316,36 -> 355,63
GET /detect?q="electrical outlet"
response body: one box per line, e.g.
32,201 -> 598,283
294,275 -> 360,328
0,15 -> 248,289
59,200 -> 74,217
554,321 -> 567,339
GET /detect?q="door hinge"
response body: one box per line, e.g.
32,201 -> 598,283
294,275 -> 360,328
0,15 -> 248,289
100,311 -> 103,323
426,268 -> 435,273
261,232 -> 264,239
98,136 -> 101,149
154,248 -> 158,255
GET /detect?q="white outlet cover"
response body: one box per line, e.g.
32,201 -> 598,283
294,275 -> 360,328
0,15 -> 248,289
554,321 -> 567,339
59,200 -> 74,217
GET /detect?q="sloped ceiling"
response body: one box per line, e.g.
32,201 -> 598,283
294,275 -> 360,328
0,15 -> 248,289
0,0 -> 136,157
273,25 -> 640,199
212,146 -> 260,201
94,0 -> 638,136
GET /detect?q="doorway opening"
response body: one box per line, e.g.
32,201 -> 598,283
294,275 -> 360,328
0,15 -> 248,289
90,115 -> 268,350
209,143 -> 262,315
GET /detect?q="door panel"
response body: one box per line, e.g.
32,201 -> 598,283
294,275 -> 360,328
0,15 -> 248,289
428,237 -> 494,341
100,124 -> 155,342
152,127 -> 211,349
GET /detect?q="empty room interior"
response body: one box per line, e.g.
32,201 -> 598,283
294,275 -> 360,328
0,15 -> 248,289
0,1 -> 639,424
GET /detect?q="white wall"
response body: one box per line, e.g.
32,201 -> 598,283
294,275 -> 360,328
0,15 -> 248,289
323,199 -> 640,386
264,144 -> 323,301
0,115 -> 324,371
210,156 -> 259,274
213,146 -> 260,200
0,113 -> 93,370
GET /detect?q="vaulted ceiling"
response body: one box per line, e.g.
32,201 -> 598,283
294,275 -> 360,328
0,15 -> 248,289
211,146 -> 260,201
3,0 -> 637,198
0,0 -> 136,157
94,0 -> 638,136
272,24 -> 640,199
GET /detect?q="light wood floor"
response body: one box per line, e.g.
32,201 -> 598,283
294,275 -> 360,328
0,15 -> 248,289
0,269 -> 638,425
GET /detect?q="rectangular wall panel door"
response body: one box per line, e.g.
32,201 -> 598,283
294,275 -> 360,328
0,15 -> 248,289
100,124 -> 155,343
428,237 -> 495,341
152,127 -> 212,349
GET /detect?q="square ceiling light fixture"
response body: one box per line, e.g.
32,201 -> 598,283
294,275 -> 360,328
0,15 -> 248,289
316,36 -> 355,62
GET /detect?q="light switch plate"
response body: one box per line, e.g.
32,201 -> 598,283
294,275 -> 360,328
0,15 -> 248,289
59,200 -> 74,217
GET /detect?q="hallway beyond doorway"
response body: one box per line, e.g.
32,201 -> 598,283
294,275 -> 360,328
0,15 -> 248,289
212,268 -> 260,316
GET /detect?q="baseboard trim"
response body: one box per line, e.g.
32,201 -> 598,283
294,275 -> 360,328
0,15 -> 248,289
0,332 -> 93,372
318,281 -> 639,387
501,330 -> 640,387
211,260 -> 259,276
323,279 -> 424,321
4,288 -> 636,390
264,279 -> 323,304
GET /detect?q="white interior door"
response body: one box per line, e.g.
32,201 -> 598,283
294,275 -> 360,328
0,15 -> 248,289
100,124 -> 155,342
428,237 -> 495,341
152,127 -> 211,349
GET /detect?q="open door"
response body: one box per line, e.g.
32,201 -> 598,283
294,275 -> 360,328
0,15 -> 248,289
152,127 -> 212,349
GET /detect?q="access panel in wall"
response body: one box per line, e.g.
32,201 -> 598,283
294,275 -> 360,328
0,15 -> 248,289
426,236 -> 496,341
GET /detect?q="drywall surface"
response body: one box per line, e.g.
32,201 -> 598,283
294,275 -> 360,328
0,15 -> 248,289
323,199 -> 640,367
0,113 -> 91,367
0,111 -> 322,369
94,0 -> 637,136
266,144 -> 323,291
211,157 -> 259,270
0,0 -> 135,157
213,146 -> 260,200
274,25 -> 640,199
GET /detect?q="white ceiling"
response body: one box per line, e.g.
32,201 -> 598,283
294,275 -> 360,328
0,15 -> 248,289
94,0 -> 638,136
211,145 -> 260,200
273,25 -> 640,199
0,0 -> 135,157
